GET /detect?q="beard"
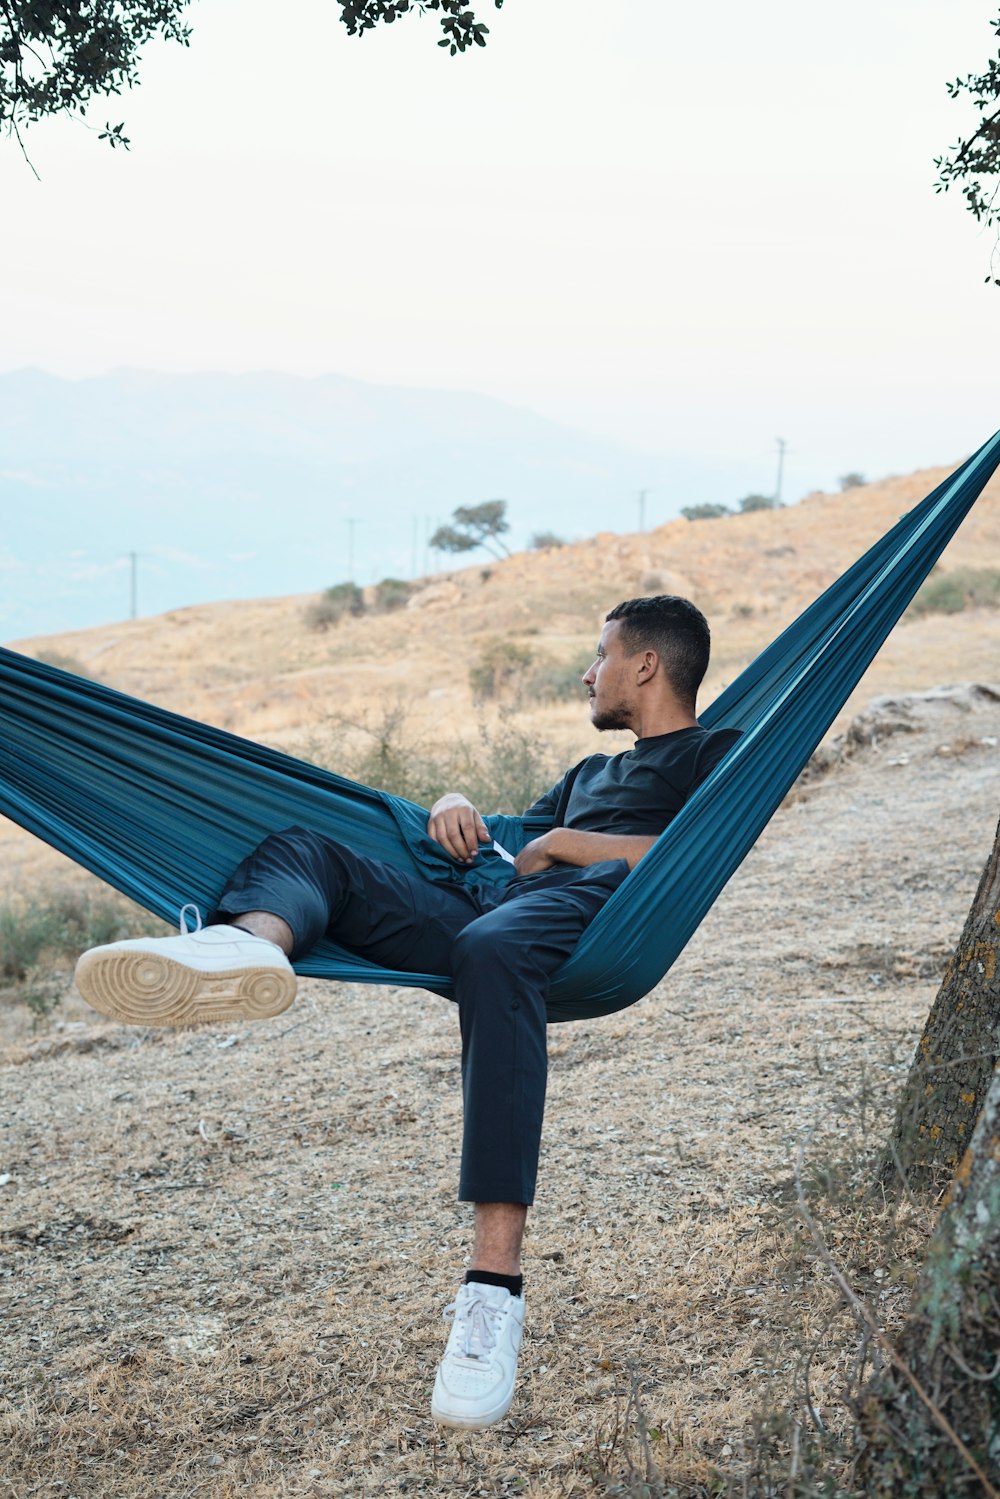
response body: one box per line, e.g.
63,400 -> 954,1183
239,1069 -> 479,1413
590,699 -> 634,732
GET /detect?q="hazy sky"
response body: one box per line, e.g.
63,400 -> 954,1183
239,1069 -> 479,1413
2,0 -> 999,505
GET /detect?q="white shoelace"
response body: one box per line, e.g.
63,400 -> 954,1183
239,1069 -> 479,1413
179,903 -> 204,935
443,1288 -> 503,1361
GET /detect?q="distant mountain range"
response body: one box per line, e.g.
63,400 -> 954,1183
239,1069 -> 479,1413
2,368 -> 754,641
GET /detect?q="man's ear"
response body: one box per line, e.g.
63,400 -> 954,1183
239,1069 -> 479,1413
636,649 -> 659,682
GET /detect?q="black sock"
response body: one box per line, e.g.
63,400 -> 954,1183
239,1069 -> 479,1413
465,1269 -> 524,1298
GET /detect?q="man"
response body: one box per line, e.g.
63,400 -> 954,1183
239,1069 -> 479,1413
75,595 -> 739,1431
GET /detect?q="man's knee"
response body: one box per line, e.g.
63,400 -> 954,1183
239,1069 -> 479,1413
452,921 -> 533,990
259,826 -> 350,879
267,825 -> 328,851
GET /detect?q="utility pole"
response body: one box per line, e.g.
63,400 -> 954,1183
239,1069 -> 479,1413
129,552 -> 138,620
637,489 -> 647,532
346,518 -> 358,581
774,438 -> 787,506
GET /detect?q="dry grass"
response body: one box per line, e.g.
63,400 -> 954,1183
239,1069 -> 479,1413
3,462 -> 1000,1494
3,689 -> 1000,1497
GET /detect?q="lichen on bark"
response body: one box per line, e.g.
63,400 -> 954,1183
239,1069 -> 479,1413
858,1067 -> 1000,1497
878,813 -> 1000,1189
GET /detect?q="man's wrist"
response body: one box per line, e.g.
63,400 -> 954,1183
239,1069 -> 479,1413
430,792 -> 471,816
543,828 -> 568,862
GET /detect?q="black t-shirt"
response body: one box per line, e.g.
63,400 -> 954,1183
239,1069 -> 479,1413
524,725 -> 741,839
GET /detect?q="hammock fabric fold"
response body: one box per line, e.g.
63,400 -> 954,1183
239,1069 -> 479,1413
2,431 -> 998,1021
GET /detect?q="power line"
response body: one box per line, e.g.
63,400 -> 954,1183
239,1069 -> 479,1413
774,438 -> 788,505
346,518 -> 359,581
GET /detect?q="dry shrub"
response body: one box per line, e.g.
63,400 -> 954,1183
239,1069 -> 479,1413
0,889 -> 167,1017
302,699 -> 560,814
470,638 -> 536,701
305,582 -> 365,631
907,565 -> 1000,617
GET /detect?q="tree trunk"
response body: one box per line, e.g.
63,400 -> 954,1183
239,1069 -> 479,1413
877,811 -> 1000,1189
857,1063 -> 1000,1497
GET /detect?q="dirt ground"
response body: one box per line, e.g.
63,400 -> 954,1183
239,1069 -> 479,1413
2,683 -> 999,1498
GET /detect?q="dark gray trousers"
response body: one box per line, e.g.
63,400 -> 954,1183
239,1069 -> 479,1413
212,827 -> 628,1204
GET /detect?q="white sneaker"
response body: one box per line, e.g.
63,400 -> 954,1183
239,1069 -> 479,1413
74,905 -> 297,1026
431,1281 -> 525,1430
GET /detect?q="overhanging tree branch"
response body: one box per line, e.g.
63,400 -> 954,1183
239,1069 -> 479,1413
935,12 -> 1000,283
0,0 -> 193,154
338,0 -> 502,55
1,0 -> 503,158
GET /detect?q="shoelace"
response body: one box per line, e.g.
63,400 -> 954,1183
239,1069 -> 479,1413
442,1289 -> 504,1361
179,903 -> 203,935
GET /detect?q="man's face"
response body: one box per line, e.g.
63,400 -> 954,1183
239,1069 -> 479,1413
582,619 -> 643,732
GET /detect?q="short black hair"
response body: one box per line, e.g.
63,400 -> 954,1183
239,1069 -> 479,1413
605,595 -> 711,709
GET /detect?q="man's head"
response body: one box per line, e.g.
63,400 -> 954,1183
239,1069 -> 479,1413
583,595 -> 711,733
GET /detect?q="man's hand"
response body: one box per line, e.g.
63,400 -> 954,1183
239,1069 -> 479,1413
513,832 -> 561,876
427,793 -> 491,864
515,827 -> 658,876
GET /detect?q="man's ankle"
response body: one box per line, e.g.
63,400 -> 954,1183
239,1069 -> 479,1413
465,1268 -> 523,1298
223,910 -> 294,956
470,1200 -> 528,1280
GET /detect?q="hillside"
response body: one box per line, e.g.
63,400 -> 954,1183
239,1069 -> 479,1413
10,457 -> 1000,736
0,368 -> 753,641
3,456 -> 999,898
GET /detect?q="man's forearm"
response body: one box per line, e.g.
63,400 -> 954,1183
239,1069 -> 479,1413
515,827 -> 657,876
547,828 -> 656,870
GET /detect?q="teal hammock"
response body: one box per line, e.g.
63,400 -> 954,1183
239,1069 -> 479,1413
1,433 -> 998,1022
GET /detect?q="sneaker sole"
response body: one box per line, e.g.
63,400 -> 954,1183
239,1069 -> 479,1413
431,1367 -> 515,1433
74,949 -> 296,1027
431,1391 -> 515,1427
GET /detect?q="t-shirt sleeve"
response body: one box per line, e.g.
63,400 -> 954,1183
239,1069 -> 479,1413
689,727 -> 742,792
522,769 -> 570,821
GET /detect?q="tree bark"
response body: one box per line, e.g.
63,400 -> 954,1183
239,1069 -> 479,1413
877,812 -> 1000,1189
857,1064 -> 1000,1497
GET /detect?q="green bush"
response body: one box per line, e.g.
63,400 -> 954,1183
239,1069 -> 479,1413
0,904 -> 58,984
680,502 -> 731,521
305,581 -> 365,631
908,566 -> 1000,618
911,575 -> 967,616
469,639 -> 535,702
0,890 -> 168,1018
372,577 -> 413,612
529,530 -> 566,549
32,650 -> 94,679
